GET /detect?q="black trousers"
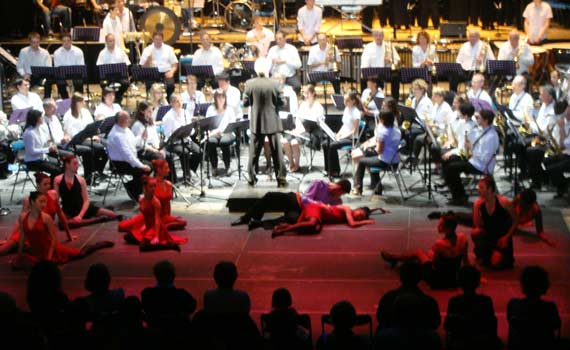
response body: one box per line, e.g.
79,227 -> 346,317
167,140 -> 202,180
354,156 -> 392,191
322,138 -> 352,175
418,0 -> 440,29
207,133 -> 235,169
56,79 -> 83,99
362,5 -> 391,32
544,154 -> 570,192
25,157 -> 63,178
243,191 -> 301,224
111,160 -> 148,200
248,132 -> 286,183
526,145 -> 546,186
442,158 -> 478,199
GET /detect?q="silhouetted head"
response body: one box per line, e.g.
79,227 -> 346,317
85,263 -> 111,294
330,300 -> 357,331
214,261 -> 238,289
399,261 -> 422,287
458,265 -> 481,293
520,265 -> 550,299
153,260 -> 176,285
271,288 -> 292,309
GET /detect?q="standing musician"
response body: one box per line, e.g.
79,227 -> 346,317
205,89 -> 237,176
139,32 -> 178,100
242,57 -> 287,187
442,109 -> 500,205
523,0 -> 553,45
115,0 -> 135,33
11,78 -> 44,112
307,33 -> 341,94
498,30 -> 534,76
412,31 -> 438,71
545,100 -> 570,199
360,29 -> 401,100
267,31 -> 303,94
297,0 -> 322,45
467,73 -> 494,108
192,32 -> 224,80
101,3 -> 126,50
454,29 -> 495,92
441,102 -> 476,162
16,32 -> 52,97
96,33 -> 130,104
217,72 -> 243,120
246,16 -> 274,58
54,33 -> 86,99
94,87 -> 122,120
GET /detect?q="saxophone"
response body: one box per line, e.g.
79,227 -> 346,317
459,130 -> 470,158
545,124 -> 562,157
513,45 -> 521,71
385,41 -> 398,71
328,35 -> 339,72
478,41 -> 489,73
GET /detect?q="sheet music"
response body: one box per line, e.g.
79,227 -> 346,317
319,120 -> 336,140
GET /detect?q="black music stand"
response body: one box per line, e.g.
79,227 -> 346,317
9,108 -> 31,125
498,104 -> 525,196
400,67 -> 429,84
373,97 -> 385,110
241,60 -> 256,77
131,65 -> 161,99
64,119 -> 105,187
72,26 -> 99,96
331,93 -> 345,110
155,105 -> 172,122
434,62 -> 464,89
98,63 -> 129,88
405,114 -> 436,201
161,122 -> 197,187
31,66 -> 57,94
195,103 -> 212,117
336,37 -> 363,89
195,115 -> 224,194
308,71 -> 338,118
187,65 -> 215,89
224,119 -> 249,179
99,116 -> 116,137
301,119 -> 320,171
487,60 -> 516,98
57,65 -> 88,98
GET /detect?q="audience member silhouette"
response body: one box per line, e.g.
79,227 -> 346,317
445,265 -> 500,350
265,288 -> 311,350
376,261 -> 441,331
316,300 -> 368,350
507,265 -> 561,350
203,261 -> 251,316
74,263 -> 125,321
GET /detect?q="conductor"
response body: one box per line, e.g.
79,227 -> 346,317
242,57 -> 287,187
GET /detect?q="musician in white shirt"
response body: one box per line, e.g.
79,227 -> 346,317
40,98 -> 72,158
54,33 -> 86,99
545,100 -> 570,198
267,30 -> 302,94
115,0 -> 136,33
22,109 -> 62,176
412,31 -> 438,70
181,75 -> 206,117
16,32 -> 53,97
94,87 -> 122,120
11,78 -> 44,112
245,16 -> 274,57
307,33 -> 341,93
441,102 -> 476,161
498,30 -> 534,76
107,110 -> 151,200
467,73 -> 494,108
192,32 -> 224,82
101,5 -> 125,50
454,29 -> 495,91
217,72 -> 243,120
361,75 -> 384,122
524,0 -> 553,45
96,33 -> 130,104
412,86 -> 451,159
205,89 -> 237,174
130,101 -> 172,170
139,31 -> 178,100
508,75 -> 534,124
297,0 -> 322,45
408,78 -> 433,160
360,29 -> 401,100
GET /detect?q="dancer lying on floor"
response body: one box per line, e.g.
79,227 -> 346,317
54,155 -> 122,227
0,172 -> 73,256
122,176 -> 188,252
11,191 -> 114,270
231,179 -> 352,230
119,159 -> 187,233
271,203 -> 384,238
381,211 -> 469,289
428,189 -> 556,247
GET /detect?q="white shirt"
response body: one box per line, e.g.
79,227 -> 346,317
63,108 -> 94,137
118,7 -> 136,33
54,45 -> 85,66
205,105 -> 236,135
469,125 -> 500,174
131,120 -> 160,149
16,46 -> 51,76
534,101 -> 556,135
107,124 -> 144,168
497,41 -> 534,75
94,103 -> 122,120
508,91 -> 534,123
412,95 -> 433,120
139,43 -> 178,73
339,106 -> 361,138
192,46 -> 224,76
101,15 -> 125,49
450,118 -> 476,156
360,41 -> 401,69
523,1 -> 553,40
456,40 -> 495,71
181,90 -> 206,117
245,27 -> 274,57
429,101 -> 453,134
40,114 -> 65,146
361,88 -> 384,117
11,92 -> 43,112
467,88 -> 494,108
96,47 -> 131,65
162,108 -> 192,141
23,126 -> 49,162
297,5 -> 322,44
293,100 -> 324,133
267,44 -> 302,78
412,44 -> 438,68
224,85 -> 243,120
377,125 -> 401,164
307,44 -> 340,72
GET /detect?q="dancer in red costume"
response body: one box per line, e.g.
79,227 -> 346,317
0,173 -> 73,256
11,191 -> 113,270
122,176 -> 188,251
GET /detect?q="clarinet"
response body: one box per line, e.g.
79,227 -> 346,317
44,116 -> 62,166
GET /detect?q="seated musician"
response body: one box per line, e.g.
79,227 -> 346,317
94,87 -> 122,120
412,31 -> 438,72
441,102 -> 476,162
545,100 -> 570,199
505,76 -> 534,178
408,78 -> 433,160
192,31 -> 224,87
101,3 -> 126,50
412,87 -> 453,160
107,110 -> 152,200
149,82 -> 168,121
297,0 -> 322,46
526,85 -> 556,189
322,91 -> 361,178
523,0 -> 553,45
11,78 -> 43,112
54,33 -> 85,99
353,110 -> 401,196
442,109 -> 500,205
360,29 -> 401,100
267,30 -> 303,94
454,29 -> 495,92
307,33 -> 341,94
283,84 -> 324,172
550,70 -> 564,101
35,0 -> 72,36
22,110 -> 63,177
181,74 -> 206,117
361,75 -> 385,125
467,73 -> 494,108
54,154 -> 122,227
245,16 -> 274,57
498,30 -> 534,76
96,33 -> 130,104
139,32 -> 178,100
205,89 -> 236,176
217,72 -> 243,120
16,32 -> 52,97
162,93 -> 202,181
41,98 -> 73,158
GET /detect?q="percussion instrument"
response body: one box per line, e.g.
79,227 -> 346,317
139,6 -> 182,45
224,1 -> 253,32
164,0 -> 182,17
221,43 -> 242,69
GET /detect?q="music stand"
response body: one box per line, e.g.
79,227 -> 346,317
72,27 -> 100,42
434,62 -> 464,88
241,60 -> 256,76
400,67 -> 429,84
98,63 -> 129,87
195,103 -> 212,117
187,65 -> 215,89
406,115 -> 436,201
57,65 -> 88,97
64,119 -> 104,150
56,98 -> 71,117
155,105 -> 172,122
301,119 -> 320,171
362,67 -> 392,83
487,60 -> 517,97
224,119 -> 249,179
469,98 -> 494,112
161,122 -> 197,187
99,116 -> 116,137
195,115 -> 224,193
498,104 -> 525,195
31,66 -> 57,94
336,37 -> 363,89
9,108 -> 32,125
373,97 -> 385,110
331,94 -> 345,110
309,71 -> 338,118
131,65 -> 161,99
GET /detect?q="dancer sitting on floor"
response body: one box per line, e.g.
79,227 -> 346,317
0,172 -> 73,256
271,203 -> 382,238
231,179 -> 352,230
119,159 -> 187,233
123,176 -> 188,252
54,155 -> 122,227
381,211 -> 469,289
11,191 -> 114,270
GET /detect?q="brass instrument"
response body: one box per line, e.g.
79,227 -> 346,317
513,45 -> 521,71
401,120 -> 411,130
202,82 -> 214,102
478,40 -> 489,73
428,43 -> 437,75
494,111 -> 507,140
518,109 -> 533,136
448,122 -> 459,148
459,130 -> 470,158
328,35 -> 339,72
545,124 -> 562,157
386,41 -> 398,71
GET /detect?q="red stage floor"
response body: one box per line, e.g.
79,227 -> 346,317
0,207 -> 568,343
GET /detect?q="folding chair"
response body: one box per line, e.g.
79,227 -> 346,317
10,140 -> 36,203
339,120 -> 367,176
370,139 -> 409,201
